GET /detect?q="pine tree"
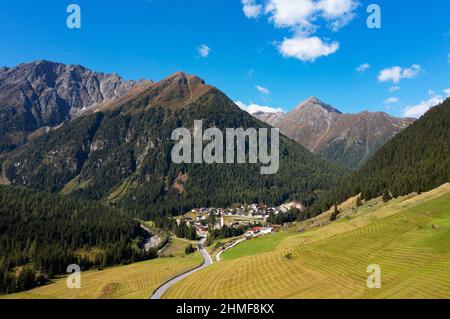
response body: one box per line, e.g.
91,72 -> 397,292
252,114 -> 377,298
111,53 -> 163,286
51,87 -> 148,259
382,190 -> 392,203
330,204 -> 340,221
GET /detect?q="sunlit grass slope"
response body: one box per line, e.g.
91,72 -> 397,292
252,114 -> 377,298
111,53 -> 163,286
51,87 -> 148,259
164,184 -> 450,299
3,253 -> 202,299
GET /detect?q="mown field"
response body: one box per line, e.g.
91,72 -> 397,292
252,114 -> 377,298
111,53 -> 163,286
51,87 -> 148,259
2,252 -> 202,299
164,183 -> 450,299
160,237 -> 197,257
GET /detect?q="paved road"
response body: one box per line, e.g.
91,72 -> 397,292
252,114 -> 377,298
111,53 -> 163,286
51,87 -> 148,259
150,237 -> 212,299
216,238 -> 246,262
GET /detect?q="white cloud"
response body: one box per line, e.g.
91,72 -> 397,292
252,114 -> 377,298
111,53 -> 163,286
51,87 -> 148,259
235,101 -> 284,114
316,0 -> 359,31
265,0 -> 316,31
384,97 -> 399,104
356,63 -> 370,73
256,85 -> 270,95
279,36 -> 339,62
242,0 -> 358,62
242,0 -> 263,18
389,86 -> 401,93
197,44 -> 211,58
264,0 -> 358,32
378,65 -> 422,84
403,91 -> 443,118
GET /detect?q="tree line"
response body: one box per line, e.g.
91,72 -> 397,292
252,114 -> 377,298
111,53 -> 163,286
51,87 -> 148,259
304,99 -> 450,218
0,186 -> 156,294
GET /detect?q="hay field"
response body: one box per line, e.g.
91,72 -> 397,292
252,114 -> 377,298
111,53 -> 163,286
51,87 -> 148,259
3,253 -> 202,299
164,184 -> 450,299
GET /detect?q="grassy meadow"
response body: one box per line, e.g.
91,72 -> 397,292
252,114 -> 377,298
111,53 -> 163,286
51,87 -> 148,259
163,183 -> 450,299
160,237 -> 197,257
3,184 -> 450,299
2,251 -> 202,299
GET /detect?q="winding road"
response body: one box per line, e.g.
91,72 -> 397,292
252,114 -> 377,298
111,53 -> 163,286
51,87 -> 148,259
150,237 -> 213,299
216,238 -> 246,262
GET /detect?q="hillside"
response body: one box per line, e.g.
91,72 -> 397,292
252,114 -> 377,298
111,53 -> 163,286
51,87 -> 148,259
0,61 -> 149,153
0,71 -> 346,219
253,97 -> 414,169
5,183 -> 450,299
1,253 -> 202,299
163,183 -> 450,299
349,98 -> 450,200
0,186 -> 155,294
306,98 -> 450,217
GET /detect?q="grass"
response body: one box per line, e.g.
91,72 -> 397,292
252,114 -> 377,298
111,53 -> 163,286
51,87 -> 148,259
222,231 -> 295,261
164,183 -> 450,299
4,184 -> 450,299
142,220 -> 156,229
60,176 -> 91,195
160,237 -> 193,257
107,178 -> 132,203
2,253 -> 202,299
206,236 -> 242,261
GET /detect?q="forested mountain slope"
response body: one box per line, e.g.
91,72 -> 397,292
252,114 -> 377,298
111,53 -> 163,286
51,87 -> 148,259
1,72 -> 346,219
0,186 -> 154,294
308,98 -> 450,216
253,97 -> 413,169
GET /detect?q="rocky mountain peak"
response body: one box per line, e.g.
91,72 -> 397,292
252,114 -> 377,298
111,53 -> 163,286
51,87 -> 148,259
0,60 -> 148,152
143,72 -> 212,111
252,95 -> 415,169
294,96 -> 342,114
164,71 -> 206,86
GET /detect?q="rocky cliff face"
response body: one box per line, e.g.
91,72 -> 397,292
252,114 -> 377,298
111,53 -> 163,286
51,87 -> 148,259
0,60 -> 149,152
253,97 -> 414,169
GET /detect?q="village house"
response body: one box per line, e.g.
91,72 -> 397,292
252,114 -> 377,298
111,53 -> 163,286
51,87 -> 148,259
245,226 -> 273,238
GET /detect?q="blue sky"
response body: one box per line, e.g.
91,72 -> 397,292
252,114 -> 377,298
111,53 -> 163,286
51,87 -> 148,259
0,0 -> 449,117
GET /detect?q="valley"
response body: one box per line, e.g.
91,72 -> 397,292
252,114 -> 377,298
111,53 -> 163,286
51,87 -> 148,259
3,252 -> 202,299
0,60 -> 449,300
163,183 -> 450,299
4,183 -> 450,299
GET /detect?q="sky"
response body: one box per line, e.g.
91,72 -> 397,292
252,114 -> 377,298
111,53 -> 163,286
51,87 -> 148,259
0,0 -> 449,118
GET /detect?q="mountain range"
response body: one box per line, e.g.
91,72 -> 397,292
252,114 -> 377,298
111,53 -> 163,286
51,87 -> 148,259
253,97 -> 414,169
0,61 -> 345,218
1,60 -> 449,297
0,60 -> 150,153
306,97 -> 450,216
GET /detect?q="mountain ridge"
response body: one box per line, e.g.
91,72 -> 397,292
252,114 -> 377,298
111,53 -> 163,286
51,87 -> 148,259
0,60 -> 150,152
253,96 -> 414,169
0,66 -> 346,219
306,97 -> 450,216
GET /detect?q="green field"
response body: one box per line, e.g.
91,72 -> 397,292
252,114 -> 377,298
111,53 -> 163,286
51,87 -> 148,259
222,231 -> 294,261
3,184 -> 450,299
2,253 -> 202,299
160,237 -> 197,257
164,184 -> 450,299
